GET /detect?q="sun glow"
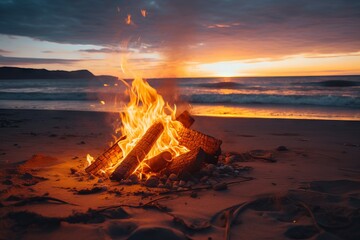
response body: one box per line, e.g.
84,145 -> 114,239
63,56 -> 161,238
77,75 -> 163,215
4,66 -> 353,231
196,61 -> 242,77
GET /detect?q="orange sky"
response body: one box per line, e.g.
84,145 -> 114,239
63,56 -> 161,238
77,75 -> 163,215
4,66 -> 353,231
1,1 -> 360,78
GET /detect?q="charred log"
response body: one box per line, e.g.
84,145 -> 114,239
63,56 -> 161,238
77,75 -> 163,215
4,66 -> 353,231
176,110 -> 194,128
176,125 -> 222,156
165,147 -> 206,177
110,122 -> 164,180
143,151 -> 172,173
85,136 -> 126,175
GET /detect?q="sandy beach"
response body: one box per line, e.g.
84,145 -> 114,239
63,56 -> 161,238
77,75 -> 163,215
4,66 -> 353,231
0,109 -> 359,240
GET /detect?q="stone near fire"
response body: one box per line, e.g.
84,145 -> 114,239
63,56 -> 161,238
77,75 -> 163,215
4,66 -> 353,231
168,173 -> 178,181
128,174 -> 139,184
144,176 -> 159,188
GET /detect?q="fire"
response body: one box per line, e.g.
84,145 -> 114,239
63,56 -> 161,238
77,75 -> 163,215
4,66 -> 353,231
125,14 -> 132,25
141,9 -> 147,17
85,76 -> 189,177
114,77 -> 189,176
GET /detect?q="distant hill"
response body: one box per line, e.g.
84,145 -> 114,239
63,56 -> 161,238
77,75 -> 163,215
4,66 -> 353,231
0,67 -> 112,80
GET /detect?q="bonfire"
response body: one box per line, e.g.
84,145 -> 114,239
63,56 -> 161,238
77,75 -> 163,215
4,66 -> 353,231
85,76 -> 222,181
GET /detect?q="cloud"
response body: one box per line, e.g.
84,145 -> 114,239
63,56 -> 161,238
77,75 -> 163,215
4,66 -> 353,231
0,49 -> 10,54
79,48 -> 116,53
0,0 -> 359,62
0,55 -> 80,65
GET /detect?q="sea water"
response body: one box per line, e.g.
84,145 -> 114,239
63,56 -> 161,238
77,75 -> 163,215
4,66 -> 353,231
0,76 -> 359,120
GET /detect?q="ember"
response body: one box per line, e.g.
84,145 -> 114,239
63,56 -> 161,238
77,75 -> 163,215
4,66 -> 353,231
86,77 -> 222,180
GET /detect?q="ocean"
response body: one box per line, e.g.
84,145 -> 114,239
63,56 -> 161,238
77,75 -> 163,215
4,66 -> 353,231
0,76 -> 359,121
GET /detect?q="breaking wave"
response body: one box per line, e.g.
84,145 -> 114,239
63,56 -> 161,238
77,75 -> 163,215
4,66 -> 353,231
184,94 -> 360,108
296,80 -> 360,87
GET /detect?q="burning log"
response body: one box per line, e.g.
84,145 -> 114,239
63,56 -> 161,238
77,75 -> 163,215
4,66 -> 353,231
176,110 -> 194,128
165,147 -> 206,177
85,136 -> 126,175
143,151 -> 172,173
176,125 -> 222,156
110,122 -> 164,180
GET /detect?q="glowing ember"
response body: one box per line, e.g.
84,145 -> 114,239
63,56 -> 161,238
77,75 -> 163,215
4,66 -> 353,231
125,14 -> 132,25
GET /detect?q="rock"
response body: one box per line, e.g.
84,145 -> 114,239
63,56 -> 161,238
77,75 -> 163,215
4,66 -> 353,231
213,182 -> 228,191
222,165 -> 234,173
145,176 -> 159,188
225,155 -> 236,164
157,183 -> 165,188
212,171 -> 220,178
70,168 -> 77,174
206,164 -> 216,172
185,181 -> 194,188
97,178 -> 103,183
165,181 -> 172,189
277,146 -> 288,151
200,176 -> 209,183
129,174 -> 139,184
168,173 -> 177,181
178,180 -> 186,187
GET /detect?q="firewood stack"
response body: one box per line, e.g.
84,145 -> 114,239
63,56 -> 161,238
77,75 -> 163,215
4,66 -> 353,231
85,111 -> 222,180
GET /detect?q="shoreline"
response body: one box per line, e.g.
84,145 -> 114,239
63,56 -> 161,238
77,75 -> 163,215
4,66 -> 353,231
1,107 -> 359,122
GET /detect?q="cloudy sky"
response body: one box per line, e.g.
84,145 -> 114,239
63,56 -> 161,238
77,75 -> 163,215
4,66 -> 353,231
0,0 -> 359,77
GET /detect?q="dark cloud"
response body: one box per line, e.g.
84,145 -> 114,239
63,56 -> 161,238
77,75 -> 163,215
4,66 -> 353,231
79,48 -> 120,53
0,0 -> 359,61
0,55 -> 80,65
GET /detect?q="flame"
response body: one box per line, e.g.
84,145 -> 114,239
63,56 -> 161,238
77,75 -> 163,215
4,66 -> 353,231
86,154 -> 94,167
125,14 -> 132,25
110,76 -> 189,176
141,9 -> 147,17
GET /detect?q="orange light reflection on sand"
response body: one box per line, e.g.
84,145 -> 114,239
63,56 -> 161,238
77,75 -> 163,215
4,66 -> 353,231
191,105 -> 360,121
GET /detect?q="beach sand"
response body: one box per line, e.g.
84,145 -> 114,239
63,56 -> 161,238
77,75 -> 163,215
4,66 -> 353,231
0,109 -> 359,240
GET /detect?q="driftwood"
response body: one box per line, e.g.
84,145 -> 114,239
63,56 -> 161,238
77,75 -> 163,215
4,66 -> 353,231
166,147 -> 206,177
176,125 -> 222,155
144,151 -> 172,173
85,136 -> 126,175
110,122 -> 164,180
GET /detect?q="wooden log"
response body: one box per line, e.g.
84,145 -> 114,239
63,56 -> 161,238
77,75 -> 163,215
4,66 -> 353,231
165,147 -> 206,177
176,125 -> 222,156
143,151 -> 172,173
110,122 -> 164,180
85,136 -> 126,175
176,110 -> 194,128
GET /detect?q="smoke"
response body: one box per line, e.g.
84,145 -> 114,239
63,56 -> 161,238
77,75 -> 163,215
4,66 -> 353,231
153,1 -> 199,112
